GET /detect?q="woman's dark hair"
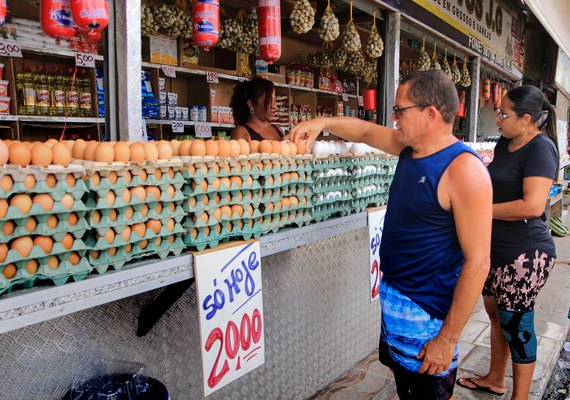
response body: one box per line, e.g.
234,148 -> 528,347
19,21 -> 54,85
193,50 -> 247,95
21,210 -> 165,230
507,85 -> 559,153
230,77 -> 275,126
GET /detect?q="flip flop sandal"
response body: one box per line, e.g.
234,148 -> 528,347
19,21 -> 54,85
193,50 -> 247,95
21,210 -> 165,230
456,376 -> 506,396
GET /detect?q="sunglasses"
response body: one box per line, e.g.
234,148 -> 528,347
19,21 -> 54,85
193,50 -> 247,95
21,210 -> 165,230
495,108 -> 518,120
392,104 -> 430,118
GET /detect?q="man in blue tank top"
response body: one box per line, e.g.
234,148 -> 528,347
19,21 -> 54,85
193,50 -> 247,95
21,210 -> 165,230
291,70 -> 492,399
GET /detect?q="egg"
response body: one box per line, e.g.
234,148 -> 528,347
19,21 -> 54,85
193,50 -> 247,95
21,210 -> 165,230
68,252 -> 80,265
65,173 -> 76,188
83,141 -> 99,161
102,228 -> 115,244
61,233 -> 74,250
23,174 -> 36,190
153,168 -> 162,181
130,186 -> 146,202
271,140 -> 282,154
89,172 -> 100,187
259,140 -> 272,154
229,176 -> 242,188
165,185 -> 175,198
0,140 -> 8,165
63,140 -> 74,152
120,226 -> 131,241
130,142 -> 146,162
144,142 -> 159,162
297,139 -> 307,154
132,223 -> 146,238
44,174 -> 56,188
124,206 -> 134,219
220,205 -> 232,218
108,247 -> 118,256
47,255 -> 59,269
205,140 -> 219,157
166,218 -> 175,232
2,264 -> 16,279
229,140 -> 240,157
157,141 -> 173,160
104,191 -> 116,206
94,143 -> 114,164
0,174 -> 13,192
0,243 -> 7,262
279,141 -> 290,155
155,202 -> 163,214
10,193 -> 32,215
67,212 -> 78,226
219,177 -> 230,190
44,138 -> 57,148
113,142 -> 130,163
179,140 -> 193,156
8,142 -> 32,166
218,140 -> 231,157
47,215 -> 58,228
237,139 -> 250,155
139,240 -> 148,250
2,220 -> 14,235
153,236 -> 162,247
124,243 -> 133,253
231,204 -> 244,217
33,236 -> 54,254
146,219 -> 162,234
72,139 -> 88,159
145,186 -> 160,201
120,188 -> 131,204
213,208 -> 222,221
123,171 -> 132,183
51,142 -> 72,166
91,211 -> 101,224
11,236 -> 33,257
139,169 -> 148,182
32,193 -> 54,212
250,140 -> 260,153
170,140 -> 181,156
167,168 -> 175,179
288,142 -> 297,155
139,204 -> 149,217
107,171 -> 118,184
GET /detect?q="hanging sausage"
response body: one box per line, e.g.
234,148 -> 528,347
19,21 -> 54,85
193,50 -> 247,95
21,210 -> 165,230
193,0 -> 220,51
258,0 -> 281,63
70,0 -> 109,38
0,0 -> 6,26
481,78 -> 491,101
40,0 -> 77,42
491,81 -> 500,106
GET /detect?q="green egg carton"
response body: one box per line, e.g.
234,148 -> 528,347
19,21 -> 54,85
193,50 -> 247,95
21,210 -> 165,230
90,222 -> 185,250
3,177 -> 88,200
0,198 -> 88,223
1,238 -> 88,268
3,212 -> 89,243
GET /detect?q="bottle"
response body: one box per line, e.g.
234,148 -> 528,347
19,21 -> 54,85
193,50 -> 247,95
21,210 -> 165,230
64,68 -> 79,117
16,68 -> 27,115
52,69 -> 66,116
35,66 -> 50,115
23,66 -> 37,115
79,70 -> 93,117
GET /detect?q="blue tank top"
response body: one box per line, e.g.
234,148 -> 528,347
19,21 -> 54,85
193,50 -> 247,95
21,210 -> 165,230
379,141 -> 480,320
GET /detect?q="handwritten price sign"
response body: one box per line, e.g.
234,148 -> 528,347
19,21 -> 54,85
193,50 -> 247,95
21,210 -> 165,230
194,240 -> 265,396
207,71 -> 219,83
161,65 -> 176,78
171,120 -> 184,133
368,208 -> 386,302
195,122 -> 212,138
0,40 -> 22,58
358,96 -> 364,107
341,93 -> 349,102
75,52 -> 95,68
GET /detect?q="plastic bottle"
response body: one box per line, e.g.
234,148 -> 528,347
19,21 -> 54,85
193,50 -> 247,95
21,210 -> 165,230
51,68 -> 66,116
79,70 -> 92,117
35,67 -> 50,115
22,67 -> 37,115
64,68 -> 79,117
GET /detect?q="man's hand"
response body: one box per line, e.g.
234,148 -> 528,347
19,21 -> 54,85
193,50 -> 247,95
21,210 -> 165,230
290,117 -> 327,149
417,335 -> 455,375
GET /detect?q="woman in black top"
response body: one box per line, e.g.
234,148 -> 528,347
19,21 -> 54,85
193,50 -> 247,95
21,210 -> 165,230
230,77 -> 285,141
457,86 -> 558,399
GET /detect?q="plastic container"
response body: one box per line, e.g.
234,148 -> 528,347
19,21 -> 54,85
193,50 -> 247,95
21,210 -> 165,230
0,63 -> 4,80
0,96 -> 10,114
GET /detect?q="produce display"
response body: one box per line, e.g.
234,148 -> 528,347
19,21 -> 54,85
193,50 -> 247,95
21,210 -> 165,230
319,1 -> 340,42
442,49 -> 452,79
431,43 -> 441,71
417,38 -> 431,71
451,53 -> 461,84
365,17 -> 383,59
459,58 -> 472,87
0,138 -> 396,296
290,0 -> 315,35
342,20 -> 361,53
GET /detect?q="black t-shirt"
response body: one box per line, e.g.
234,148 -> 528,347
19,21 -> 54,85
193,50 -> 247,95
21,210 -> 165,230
487,134 -> 558,266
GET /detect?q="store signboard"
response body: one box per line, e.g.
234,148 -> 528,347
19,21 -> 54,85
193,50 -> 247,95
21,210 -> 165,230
384,0 -> 523,78
194,240 -> 265,397
368,208 -> 386,302
554,49 -> 570,98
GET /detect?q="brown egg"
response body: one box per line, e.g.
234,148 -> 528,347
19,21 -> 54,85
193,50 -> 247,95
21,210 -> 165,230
72,139 -> 88,159
0,140 -> 8,165
153,236 -> 162,247
102,228 -> 115,244
64,140 -> 74,152
190,228 -> 198,240
124,243 -> 133,253
144,142 -> 159,162
61,194 -> 74,209
130,186 -> 146,202
146,219 -> 162,234
91,211 -> 101,224
139,169 -> 148,182
8,142 -> 32,166
218,140 -> 231,157
259,140 -> 272,154
165,185 -> 175,198
45,138 -> 58,148
145,186 -> 160,201
170,140 -> 181,156
157,140 -> 173,160
132,223 -> 146,238
113,142 -> 130,163
120,226 -> 131,241
52,142 -> 72,166
65,213 -> 77,226
0,243 -> 7,262
237,139 -> 250,155
153,168 -> 162,181
130,142 -> 146,163
33,236 -> 54,254
108,247 -> 117,256
0,174 -> 13,192
250,140 -> 260,153
2,263 -> 16,279
167,168 -> 174,179
47,215 -> 58,228
297,139 -> 307,154
94,143 -> 114,164
229,176 -> 242,188
47,255 -> 59,269
83,141 -> 99,161
120,188 -> 131,204
279,141 -> 290,156
107,171 -> 118,184
1,220 -> 14,235
123,170 -> 132,184
90,172 -> 100,186
68,252 -> 80,265
231,204 -> 244,217
229,140 -> 240,157
33,193 -> 54,212
154,202 -> 163,214
10,193 -> 32,215
271,140 -> 281,154
205,140 -> 219,157
65,173 -> 76,188
166,218 -> 175,232
124,206 -> 134,219
11,236 -> 33,257
139,240 -> 148,250
61,233 -> 74,250
179,140 -> 193,156
139,204 -> 149,217
103,191 -> 115,207
22,174 -> 36,190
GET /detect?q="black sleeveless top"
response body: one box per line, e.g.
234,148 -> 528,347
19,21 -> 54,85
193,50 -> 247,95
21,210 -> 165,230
242,124 -> 284,141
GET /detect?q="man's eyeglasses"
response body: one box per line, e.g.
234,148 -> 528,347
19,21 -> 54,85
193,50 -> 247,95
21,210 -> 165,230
392,104 -> 430,118
495,108 -> 518,120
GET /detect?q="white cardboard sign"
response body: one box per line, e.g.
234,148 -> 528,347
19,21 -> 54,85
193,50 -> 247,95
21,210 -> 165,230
368,208 -> 386,302
194,240 -> 265,396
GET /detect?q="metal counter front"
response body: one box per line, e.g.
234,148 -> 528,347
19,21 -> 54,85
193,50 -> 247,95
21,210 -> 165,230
0,212 -> 380,400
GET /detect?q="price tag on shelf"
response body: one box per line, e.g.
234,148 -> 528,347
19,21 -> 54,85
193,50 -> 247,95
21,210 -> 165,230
195,122 -> 212,138
206,71 -> 219,83
171,120 -> 185,133
0,40 -> 22,58
238,76 -> 248,83
161,65 -> 176,78
358,96 -> 364,107
75,52 -> 95,68
342,93 -> 349,102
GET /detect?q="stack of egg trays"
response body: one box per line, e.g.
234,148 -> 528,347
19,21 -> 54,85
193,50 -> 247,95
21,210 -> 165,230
308,155 -> 354,222
84,160 -> 186,274
0,164 -> 90,294
181,156 -> 263,251
349,155 -> 393,212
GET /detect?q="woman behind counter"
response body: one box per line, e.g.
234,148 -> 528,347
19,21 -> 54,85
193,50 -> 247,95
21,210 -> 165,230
230,77 -> 285,141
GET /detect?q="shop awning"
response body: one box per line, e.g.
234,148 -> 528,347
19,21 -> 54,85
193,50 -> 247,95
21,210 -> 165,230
523,0 -> 570,58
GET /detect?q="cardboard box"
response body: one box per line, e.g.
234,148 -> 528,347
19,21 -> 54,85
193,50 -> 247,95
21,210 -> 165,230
144,35 -> 178,66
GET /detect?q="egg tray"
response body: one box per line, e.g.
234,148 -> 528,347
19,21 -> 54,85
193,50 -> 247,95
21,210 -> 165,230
0,256 -> 92,296
182,179 -> 261,198
183,223 -> 264,251
89,203 -> 185,229
87,222 -> 185,251
0,163 -> 86,184
350,155 -> 397,167
0,238 -> 89,269
259,199 -> 313,216
183,207 -> 263,229
351,196 -> 388,212
351,188 -> 389,200
310,180 -> 354,193
0,178 -> 88,200
277,185 -> 311,197
0,217 -> 90,244
78,158 -> 183,174
183,197 -> 259,216
0,198 -> 89,223
88,234 -> 185,274
183,190 -> 261,211
273,211 -> 313,230
86,188 -> 185,211
86,170 -> 185,191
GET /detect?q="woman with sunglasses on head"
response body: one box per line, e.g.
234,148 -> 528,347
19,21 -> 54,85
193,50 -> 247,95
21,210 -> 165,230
457,86 -> 558,399
229,77 -> 285,141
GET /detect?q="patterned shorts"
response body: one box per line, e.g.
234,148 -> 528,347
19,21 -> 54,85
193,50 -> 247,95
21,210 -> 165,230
483,249 -> 555,312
